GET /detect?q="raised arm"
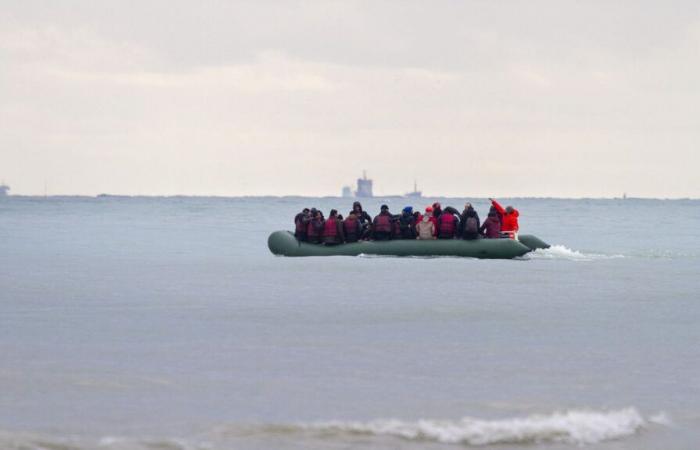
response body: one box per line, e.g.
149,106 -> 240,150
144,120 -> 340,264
490,198 -> 505,215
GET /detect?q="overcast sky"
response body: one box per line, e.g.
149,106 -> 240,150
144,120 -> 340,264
1,1 -> 699,197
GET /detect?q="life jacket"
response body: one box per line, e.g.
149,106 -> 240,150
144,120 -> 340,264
501,210 -> 520,232
307,219 -> 322,238
295,215 -> 307,236
438,214 -> 456,237
323,217 -> 338,238
465,216 -> 478,234
373,214 -> 392,233
343,218 -> 360,241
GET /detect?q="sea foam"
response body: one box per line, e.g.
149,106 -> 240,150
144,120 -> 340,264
524,244 -> 624,261
300,408 -> 652,446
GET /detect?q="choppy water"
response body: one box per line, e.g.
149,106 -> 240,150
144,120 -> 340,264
1,196 -> 699,449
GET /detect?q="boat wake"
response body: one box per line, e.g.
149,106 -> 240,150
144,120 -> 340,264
522,244 -> 625,261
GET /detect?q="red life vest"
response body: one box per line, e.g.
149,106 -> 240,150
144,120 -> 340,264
439,214 -> 456,237
374,214 -> 392,233
323,217 -> 338,237
343,218 -> 358,235
295,217 -> 306,235
307,219 -> 322,238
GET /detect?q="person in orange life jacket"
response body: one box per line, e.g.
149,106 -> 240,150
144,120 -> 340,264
349,201 -> 372,239
372,204 -> 394,241
489,198 -> 520,232
459,203 -> 480,240
479,210 -> 501,239
293,208 -> 310,241
437,207 -> 459,239
322,209 -> 344,245
306,209 -> 325,244
343,212 -> 362,243
396,206 -> 417,239
416,206 -> 437,240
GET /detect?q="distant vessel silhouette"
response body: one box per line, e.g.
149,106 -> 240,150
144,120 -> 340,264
356,171 -> 373,198
0,183 -> 10,197
404,180 -> 422,198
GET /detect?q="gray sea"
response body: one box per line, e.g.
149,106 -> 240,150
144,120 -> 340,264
1,196 -> 699,449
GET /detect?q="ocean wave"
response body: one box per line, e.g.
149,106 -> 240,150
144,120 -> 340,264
523,244 -> 625,261
295,408 -> 653,446
0,409 -> 669,449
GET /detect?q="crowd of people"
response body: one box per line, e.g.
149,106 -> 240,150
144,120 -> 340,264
293,199 -> 520,245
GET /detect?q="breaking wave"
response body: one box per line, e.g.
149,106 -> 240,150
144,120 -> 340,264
524,244 -> 625,261
0,409 -> 670,449
296,408 -> 654,446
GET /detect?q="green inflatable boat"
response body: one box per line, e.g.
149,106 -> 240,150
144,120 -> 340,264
268,231 -> 549,259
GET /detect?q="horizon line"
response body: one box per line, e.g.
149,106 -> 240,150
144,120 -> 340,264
2,194 -> 699,201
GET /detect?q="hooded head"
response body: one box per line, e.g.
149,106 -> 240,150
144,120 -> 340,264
303,208 -> 310,214
505,206 -> 515,214
402,206 -> 413,215
380,204 -> 389,212
329,209 -> 338,217
432,202 -> 441,210
352,201 -> 363,213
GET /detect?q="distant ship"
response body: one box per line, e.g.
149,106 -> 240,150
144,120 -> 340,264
404,180 -> 422,198
356,171 -> 373,198
0,183 -> 9,197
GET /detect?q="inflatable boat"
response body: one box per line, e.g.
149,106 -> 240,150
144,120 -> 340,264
268,231 -> 549,259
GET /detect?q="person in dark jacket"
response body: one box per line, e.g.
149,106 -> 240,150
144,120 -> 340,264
306,209 -> 325,244
397,206 -> 416,239
343,212 -> 362,243
432,202 -> 443,219
479,210 -> 501,239
459,203 -> 480,240
372,204 -> 394,241
294,208 -> 310,241
350,201 -> 373,239
322,209 -> 344,245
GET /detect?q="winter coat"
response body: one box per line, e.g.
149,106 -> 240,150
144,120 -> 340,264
416,215 -> 436,240
491,200 -> 520,232
479,215 -> 501,239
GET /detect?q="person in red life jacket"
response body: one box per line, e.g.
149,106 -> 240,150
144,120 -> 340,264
293,208 -> 311,241
459,203 -> 481,240
343,212 -> 362,243
372,204 -> 394,241
306,209 -> 324,244
490,198 -> 519,232
322,209 -> 344,245
479,210 -> 501,238
437,208 -> 459,239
